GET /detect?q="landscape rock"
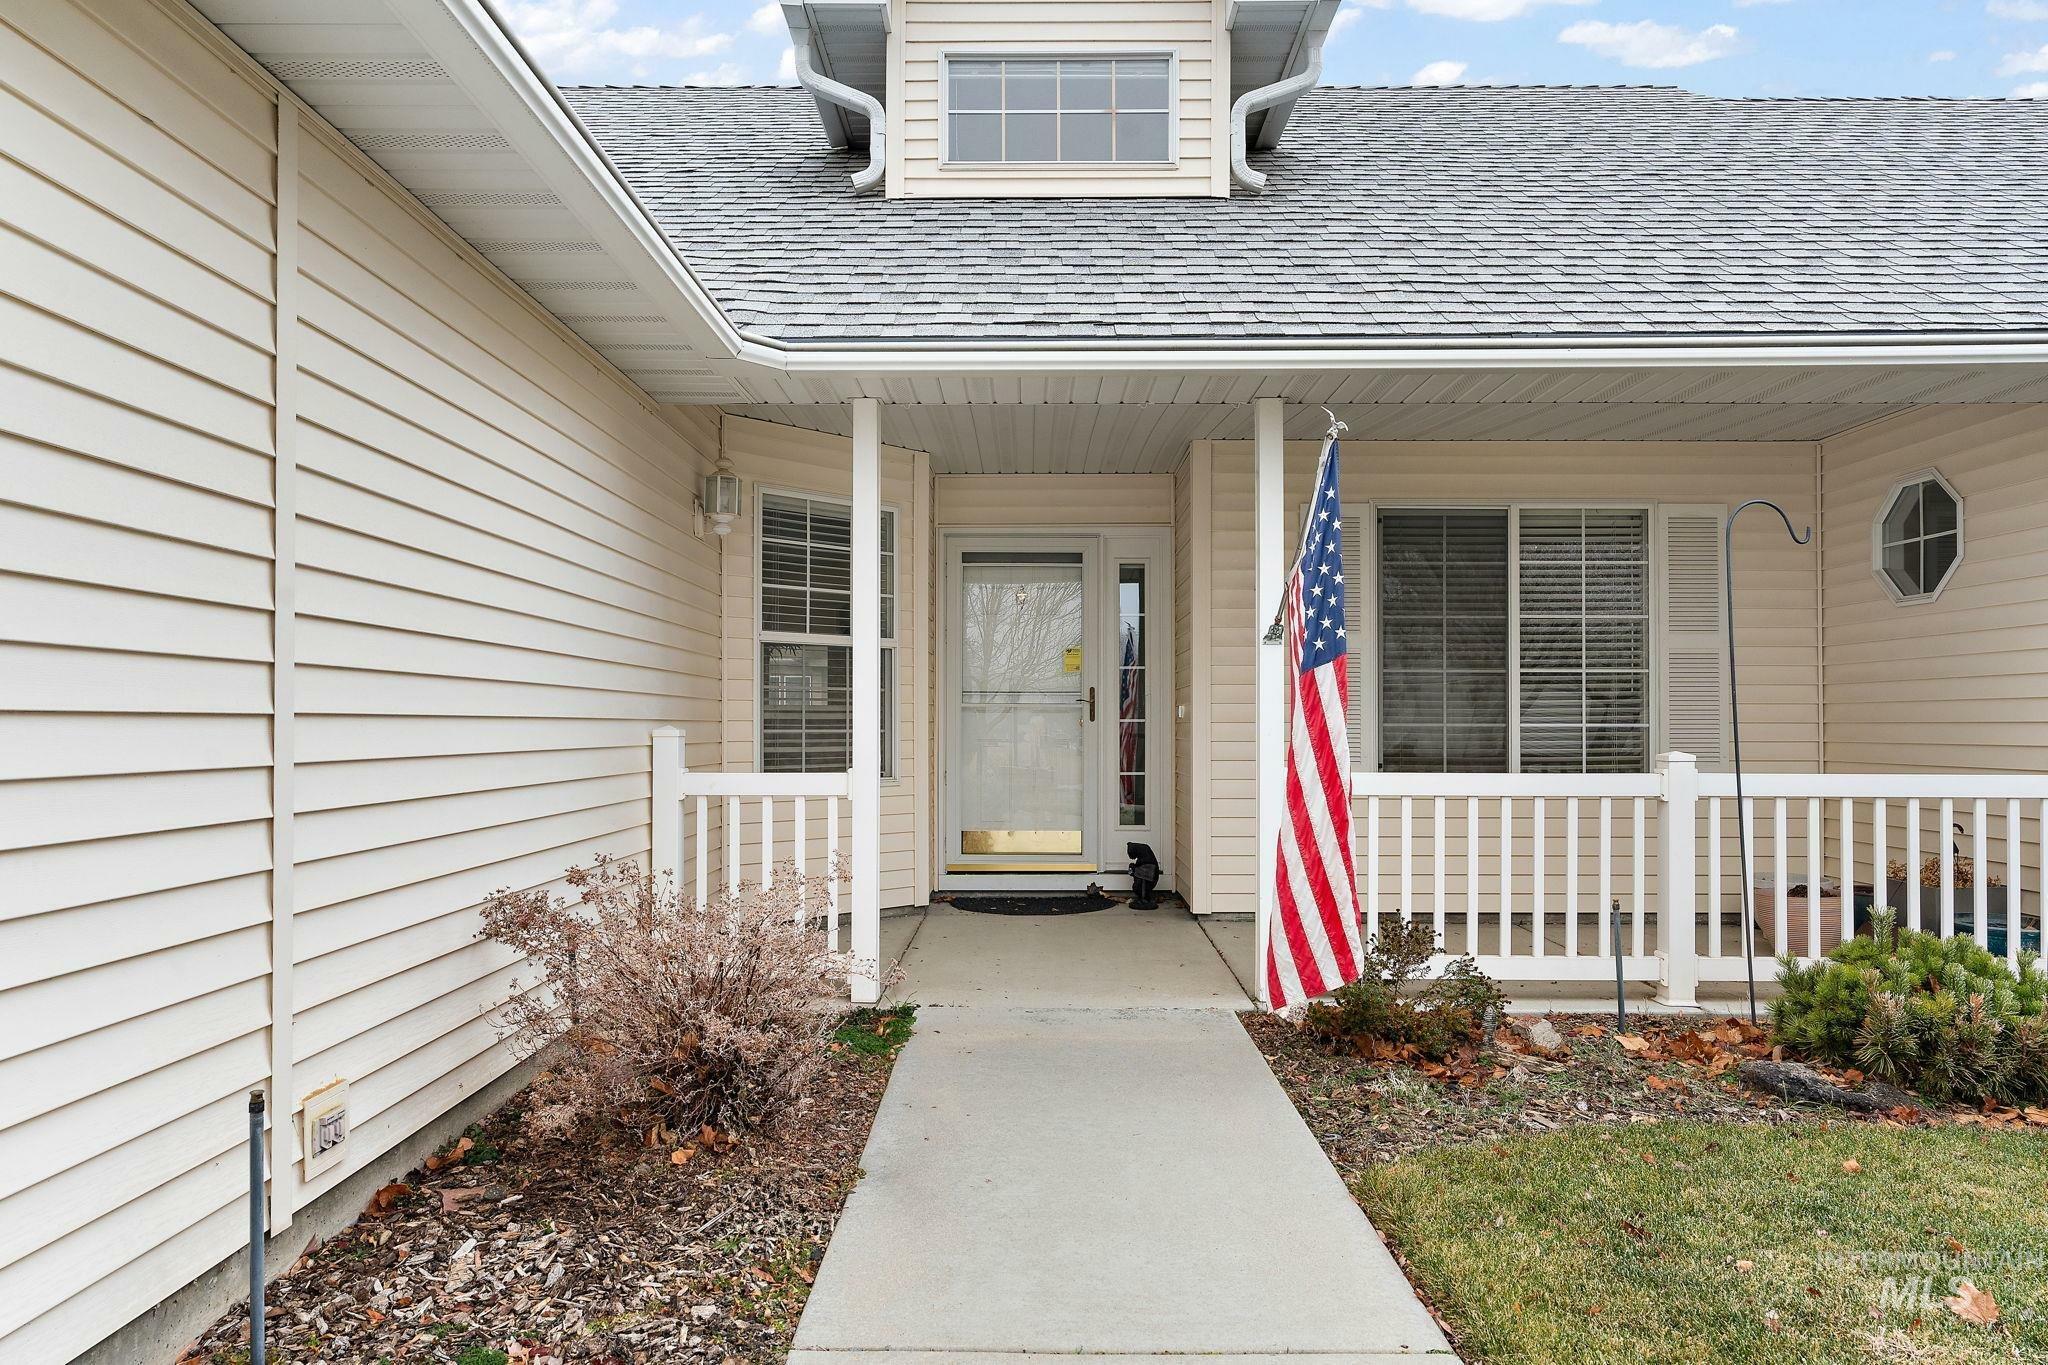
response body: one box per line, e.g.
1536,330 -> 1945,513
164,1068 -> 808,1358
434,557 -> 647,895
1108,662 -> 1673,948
1522,1018 -> 1564,1052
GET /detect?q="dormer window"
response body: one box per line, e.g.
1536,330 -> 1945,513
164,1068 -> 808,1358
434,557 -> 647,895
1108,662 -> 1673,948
944,55 -> 1173,165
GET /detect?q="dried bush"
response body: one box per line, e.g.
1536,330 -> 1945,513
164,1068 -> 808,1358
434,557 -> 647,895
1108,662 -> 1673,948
479,855 -> 869,1141
1302,920 -> 1504,1062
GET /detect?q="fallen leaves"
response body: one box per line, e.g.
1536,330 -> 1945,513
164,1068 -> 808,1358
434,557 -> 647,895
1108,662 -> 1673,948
424,1135 -> 473,1171
366,1182 -> 409,1215
436,1185 -> 487,1215
1943,1279 -> 2000,1327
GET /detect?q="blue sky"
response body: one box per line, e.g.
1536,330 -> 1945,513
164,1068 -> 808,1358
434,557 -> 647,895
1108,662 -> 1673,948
502,0 -> 2048,97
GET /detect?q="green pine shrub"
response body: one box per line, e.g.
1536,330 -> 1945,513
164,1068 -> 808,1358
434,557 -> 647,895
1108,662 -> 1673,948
1772,912 -> 2048,1106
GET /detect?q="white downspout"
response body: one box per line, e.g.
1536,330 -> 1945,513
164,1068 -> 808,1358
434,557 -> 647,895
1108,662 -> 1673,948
792,38 -> 885,192
1229,49 -> 1323,192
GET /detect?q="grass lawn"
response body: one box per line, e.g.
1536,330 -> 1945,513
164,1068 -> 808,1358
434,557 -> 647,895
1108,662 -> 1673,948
1360,1122 -> 2048,1364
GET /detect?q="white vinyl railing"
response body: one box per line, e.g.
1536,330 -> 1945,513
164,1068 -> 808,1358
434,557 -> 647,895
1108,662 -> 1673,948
650,728 -> 877,1001
1353,756 -> 2048,1004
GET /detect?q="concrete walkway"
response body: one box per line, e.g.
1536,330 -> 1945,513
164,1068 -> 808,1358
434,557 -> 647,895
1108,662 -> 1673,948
795,907 -> 1457,1362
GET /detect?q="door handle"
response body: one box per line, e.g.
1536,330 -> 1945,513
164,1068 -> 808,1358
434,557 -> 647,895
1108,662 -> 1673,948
1087,686 -> 1096,722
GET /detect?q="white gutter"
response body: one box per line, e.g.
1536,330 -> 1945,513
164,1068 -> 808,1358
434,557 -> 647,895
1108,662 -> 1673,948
1229,47 -> 1322,191
791,34 -> 885,192
732,329 -> 2048,375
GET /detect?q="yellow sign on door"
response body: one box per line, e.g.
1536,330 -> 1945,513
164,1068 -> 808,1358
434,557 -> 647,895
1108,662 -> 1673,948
1062,647 -> 1083,673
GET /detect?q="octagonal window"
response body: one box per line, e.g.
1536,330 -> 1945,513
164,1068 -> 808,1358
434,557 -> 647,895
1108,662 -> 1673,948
1874,471 -> 1962,603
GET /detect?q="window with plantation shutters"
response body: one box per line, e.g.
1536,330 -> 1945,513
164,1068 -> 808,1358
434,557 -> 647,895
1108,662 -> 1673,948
1373,506 -> 1672,774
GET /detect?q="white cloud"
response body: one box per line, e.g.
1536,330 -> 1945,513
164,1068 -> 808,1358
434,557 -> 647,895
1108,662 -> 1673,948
1330,0 -> 1392,36
1411,59 -> 1470,84
501,0 -> 734,77
1407,0 -> 1591,18
2017,81 -> 2048,96
1929,50 -> 1958,62
1989,1 -> 2048,20
682,61 -> 750,85
748,2 -> 784,34
1999,42 -> 2048,74
1560,19 -> 1745,69
777,46 -> 797,82
1733,0 -> 1793,6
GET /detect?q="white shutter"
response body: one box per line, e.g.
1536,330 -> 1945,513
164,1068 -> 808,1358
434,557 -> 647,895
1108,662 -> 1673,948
1341,503 -> 1369,760
1656,504 -> 1731,770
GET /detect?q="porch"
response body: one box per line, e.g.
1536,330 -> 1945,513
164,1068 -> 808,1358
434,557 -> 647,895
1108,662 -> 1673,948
660,389 -> 2048,1004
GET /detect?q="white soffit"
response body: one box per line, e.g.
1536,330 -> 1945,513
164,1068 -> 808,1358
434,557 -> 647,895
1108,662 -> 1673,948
782,0 -> 889,148
193,0 -> 759,406
724,359 -> 2048,473
1227,0 -> 1340,148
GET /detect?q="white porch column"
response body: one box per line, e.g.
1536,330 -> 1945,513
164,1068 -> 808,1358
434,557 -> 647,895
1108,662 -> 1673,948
651,727 -> 681,889
1655,750 -> 1700,1008
849,398 -> 884,1003
1253,396 -> 1286,1010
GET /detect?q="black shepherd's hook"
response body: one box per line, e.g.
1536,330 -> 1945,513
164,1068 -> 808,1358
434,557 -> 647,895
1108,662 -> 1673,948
1728,500 -> 1813,1025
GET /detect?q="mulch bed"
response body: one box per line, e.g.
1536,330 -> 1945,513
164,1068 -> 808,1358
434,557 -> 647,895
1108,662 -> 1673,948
1243,1011 -> 1975,1174
188,1011 -> 913,1365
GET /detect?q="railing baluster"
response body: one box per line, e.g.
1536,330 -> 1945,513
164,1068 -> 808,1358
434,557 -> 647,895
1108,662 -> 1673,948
1365,794 -> 1380,943
1432,797 -> 1447,950
1598,796 -> 1614,960
1872,797 -> 1887,933
1531,798 -> 1546,959
762,795 -> 775,890
1399,795 -> 1414,927
1773,798 -> 1790,956
1707,796 -> 1723,957
794,798 -> 807,931
1499,797 -> 1513,957
1565,796 -> 1580,957
1939,796 -> 1956,938
727,795 -> 741,895
1741,795 -> 1756,955
1465,796 -> 1480,956
694,796 -> 709,908
1906,797 -> 1922,932
1631,797 -> 1646,957
2007,798 -> 2023,970
1973,797 -> 1990,948
827,797 -> 841,951
1806,796 -> 1823,960
1840,798 -> 1855,952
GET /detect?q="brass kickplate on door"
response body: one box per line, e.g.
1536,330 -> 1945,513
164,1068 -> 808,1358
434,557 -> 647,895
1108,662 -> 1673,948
946,862 -> 1100,874
960,829 -> 1084,855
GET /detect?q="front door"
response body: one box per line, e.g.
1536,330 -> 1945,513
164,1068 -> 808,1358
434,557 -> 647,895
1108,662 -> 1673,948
941,529 -> 1174,887
945,539 -> 1099,873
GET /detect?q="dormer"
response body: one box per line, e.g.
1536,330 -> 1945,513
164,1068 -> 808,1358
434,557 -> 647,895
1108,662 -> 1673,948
781,0 -> 1338,199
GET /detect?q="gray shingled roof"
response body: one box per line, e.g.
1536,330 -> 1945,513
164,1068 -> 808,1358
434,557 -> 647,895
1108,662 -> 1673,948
561,84 -> 2048,344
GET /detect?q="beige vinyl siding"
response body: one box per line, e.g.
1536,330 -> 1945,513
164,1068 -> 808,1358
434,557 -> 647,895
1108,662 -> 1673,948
720,415 -> 927,908
0,2 -> 720,1358
1820,406 -> 2048,914
0,2 -> 278,1358
895,0 -> 1226,198
287,119 -> 720,1225
1190,439 -> 1822,916
1823,406 -> 2048,773
933,473 -> 1174,525
1173,456 -> 1197,900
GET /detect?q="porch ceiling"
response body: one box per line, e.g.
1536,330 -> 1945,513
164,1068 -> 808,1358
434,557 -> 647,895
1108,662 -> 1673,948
722,361 -> 2048,473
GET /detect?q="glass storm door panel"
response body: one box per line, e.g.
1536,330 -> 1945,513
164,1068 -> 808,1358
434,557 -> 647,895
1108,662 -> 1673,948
956,550 -> 1091,861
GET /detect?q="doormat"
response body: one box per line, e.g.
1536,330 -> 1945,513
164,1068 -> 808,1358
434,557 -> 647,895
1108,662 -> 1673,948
951,891 -> 1117,916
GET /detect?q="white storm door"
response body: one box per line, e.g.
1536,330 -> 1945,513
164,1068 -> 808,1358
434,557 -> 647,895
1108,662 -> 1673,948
947,539 -> 1100,870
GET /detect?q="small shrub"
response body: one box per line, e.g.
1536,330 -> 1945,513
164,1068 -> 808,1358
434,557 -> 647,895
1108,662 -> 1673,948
1772,911 -> 2048,1106
1302,921 -> 1504,1062
480,854 -> 871,1141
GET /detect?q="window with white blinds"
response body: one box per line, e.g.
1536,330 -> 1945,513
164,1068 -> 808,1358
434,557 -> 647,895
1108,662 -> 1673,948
758,492 -> 895,777
1375,506 -> 1653,774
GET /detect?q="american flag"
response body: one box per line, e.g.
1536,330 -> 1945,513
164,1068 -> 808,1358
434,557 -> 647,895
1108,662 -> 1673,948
1268,438 -> 1365,1008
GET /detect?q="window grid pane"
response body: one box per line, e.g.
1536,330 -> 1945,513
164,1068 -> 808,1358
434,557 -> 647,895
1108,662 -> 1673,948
1878,477 -> 1960,600
949,55 -> 1170,163
1378,510 -> 1510,774
1517,508 -> 1650,775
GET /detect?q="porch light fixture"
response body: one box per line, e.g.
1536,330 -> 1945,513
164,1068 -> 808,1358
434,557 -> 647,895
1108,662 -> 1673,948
703,461 -> 742,537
